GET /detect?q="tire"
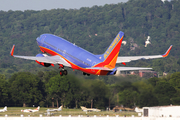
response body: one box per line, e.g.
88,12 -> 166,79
60,70 -> 64,76
64,70 -> 68,75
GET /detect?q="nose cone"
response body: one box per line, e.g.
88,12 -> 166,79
36,34 -> 46,46
36,37 -> 40,42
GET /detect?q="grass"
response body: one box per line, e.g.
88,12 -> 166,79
0,107 -> 138,117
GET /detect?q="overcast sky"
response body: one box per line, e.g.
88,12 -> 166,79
0,0 -> 129,11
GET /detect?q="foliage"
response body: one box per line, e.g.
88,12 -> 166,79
9,72 -> 43,107
0,71 -> 180,108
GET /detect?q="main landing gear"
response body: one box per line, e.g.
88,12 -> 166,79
83,72 -> 90,76
59,64 -> 68,76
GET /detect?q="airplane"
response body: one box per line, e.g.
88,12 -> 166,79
135,107 -> 143,113
21,106 -> 40,112
10,31 -> 172,76
80,106 -> 101,112
0,106 -> 7,112
46,106 -> 62,112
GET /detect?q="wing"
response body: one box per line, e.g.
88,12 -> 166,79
10,45 -> 71,67
116,45 -> 172,63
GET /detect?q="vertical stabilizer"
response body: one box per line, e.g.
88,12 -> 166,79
99,31 -> 124,69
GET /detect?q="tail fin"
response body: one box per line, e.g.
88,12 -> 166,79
100,31 -> 124,69
80,106 -> 86,110
35,106 -> 40,110
58,106 -> 62,110
4,106 -> 7,111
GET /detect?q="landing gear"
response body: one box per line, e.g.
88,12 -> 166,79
59,64 -> 68,76
60,70 -> 64,76
64,70 -> 68,75
83,72 -> 90,76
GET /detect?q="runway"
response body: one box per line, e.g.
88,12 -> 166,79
0,116 -> 180,120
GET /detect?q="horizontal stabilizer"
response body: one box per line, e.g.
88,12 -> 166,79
116,67 -> 152,71
86,67 -> 113,71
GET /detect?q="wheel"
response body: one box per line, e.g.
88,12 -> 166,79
64,70 -> 68,75
59,70 -> 64,76
83,72 -> 87,75
87,74 -> 90,76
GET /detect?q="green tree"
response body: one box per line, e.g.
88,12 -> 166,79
9,72 -> 42,107
46,75 -> 69,107
118,89 -> 139,108
138,91 -> 158,108
154,81 -> 176,105
0,74 -> 8,106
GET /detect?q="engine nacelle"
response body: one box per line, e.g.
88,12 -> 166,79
35,54 -> 51,67
107,69 -> 117,75
107,69 -> 121,76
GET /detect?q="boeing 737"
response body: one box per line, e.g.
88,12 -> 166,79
10,31 -> 172,76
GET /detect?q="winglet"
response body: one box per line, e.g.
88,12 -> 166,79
10,45 -> 15,56
162,45 -> 172,57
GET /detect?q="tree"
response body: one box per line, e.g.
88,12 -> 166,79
66,75 -> 82,108
148,77 -> 160,87
9,72 -> 42,107
169,72 -> 180,89
138,91 -> 158,108
46,75 -> 69,107
118,89 -> 139,108
154,81 -> 176,105
0,74 -> 8,107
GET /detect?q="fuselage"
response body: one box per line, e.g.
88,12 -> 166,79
36,34 -> 109,75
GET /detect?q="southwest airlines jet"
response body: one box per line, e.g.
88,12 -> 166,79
10,31 -> 172,76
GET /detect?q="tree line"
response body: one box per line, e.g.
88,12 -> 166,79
1,71 -> 180,109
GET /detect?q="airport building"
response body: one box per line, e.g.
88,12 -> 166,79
143,105 -> 180,117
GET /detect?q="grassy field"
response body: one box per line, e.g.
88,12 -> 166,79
0,107 -> 138,117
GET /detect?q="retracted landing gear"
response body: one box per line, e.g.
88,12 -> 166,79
59,64 -> 68,76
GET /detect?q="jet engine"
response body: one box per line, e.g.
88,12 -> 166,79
35,54 -> 51,67
108,69 -> 120,76
107,69 -> 117,75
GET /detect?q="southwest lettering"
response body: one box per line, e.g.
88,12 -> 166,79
104,34 -> 121,59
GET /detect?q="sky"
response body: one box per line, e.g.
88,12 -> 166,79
0,0 -> 129,11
